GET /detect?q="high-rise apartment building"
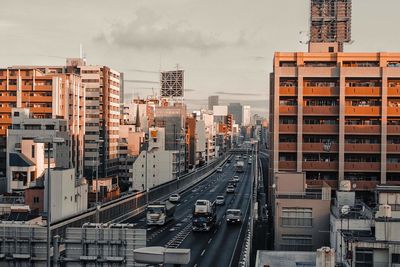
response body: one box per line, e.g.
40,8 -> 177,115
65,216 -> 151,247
0,67 -> 85,178
242,105 -> 251,126
270,44 -> 400,191
74,63 -> 121,180
208,95 -> 219,110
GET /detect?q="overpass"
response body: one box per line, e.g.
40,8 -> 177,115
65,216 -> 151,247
50,156 -> 228,238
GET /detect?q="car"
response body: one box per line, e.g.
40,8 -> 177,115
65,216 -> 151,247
226,209 -> 242,224
228,179 -> 237,187
233,175 -> 239,182
217,167 -> 223,173
216,196 -> 225,205
227,159 -> 232,163
248,160 -> 252,165
243,155 -> 247,159
169,194 -> 181,202
226,185 -> 235,193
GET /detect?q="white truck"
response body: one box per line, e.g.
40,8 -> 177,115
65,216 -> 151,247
235,160 -> 244,173
192,200 -> 217,231
146,201 -> 176,226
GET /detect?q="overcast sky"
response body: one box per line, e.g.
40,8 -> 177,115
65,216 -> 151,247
1,0 -> 400,116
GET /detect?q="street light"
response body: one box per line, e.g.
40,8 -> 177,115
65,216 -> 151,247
94,139 -> 104,224
34,136 -> 64,267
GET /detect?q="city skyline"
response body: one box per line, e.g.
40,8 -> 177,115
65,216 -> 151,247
2,0 -> 400,116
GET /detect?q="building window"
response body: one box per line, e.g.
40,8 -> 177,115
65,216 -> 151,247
392,254 -> 400,264
328,46 -> 334,52
355,249 -> 373,267
280,235 -> 312,251
281,208 -> 312,227
31,145 -> 35,158
33,197 -> 39,203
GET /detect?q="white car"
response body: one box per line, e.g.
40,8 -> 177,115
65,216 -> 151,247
226,209 -> 242,224
216,196 -> 225,205
233,175 -> 239,182
169,194 -> 181,202
226,185 -> 235,193
217,167 -> 223,173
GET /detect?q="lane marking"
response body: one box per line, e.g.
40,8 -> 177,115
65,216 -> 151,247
201,249 -> 206,256
208,238 -> 212,244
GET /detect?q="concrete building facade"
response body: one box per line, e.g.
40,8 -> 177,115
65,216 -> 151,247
270,45 -> 400,191
208,95 -> 219,110
273,172 -> 331,251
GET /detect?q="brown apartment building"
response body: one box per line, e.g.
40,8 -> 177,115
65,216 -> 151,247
0,68 -> 85,179
270,43 -> 400,192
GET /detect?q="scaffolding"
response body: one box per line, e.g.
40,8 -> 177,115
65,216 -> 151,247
310,0 -> 352,51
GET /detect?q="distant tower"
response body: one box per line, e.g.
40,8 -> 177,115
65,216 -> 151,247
310,0 -> 352,52
208,95 -> 219,110
160,69 -> 184,103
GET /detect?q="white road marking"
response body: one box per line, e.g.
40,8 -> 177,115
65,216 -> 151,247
208,238 -> 212,244
201,249 -> 206,256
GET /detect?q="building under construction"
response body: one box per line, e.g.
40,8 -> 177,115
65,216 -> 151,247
310,0 -> 352,51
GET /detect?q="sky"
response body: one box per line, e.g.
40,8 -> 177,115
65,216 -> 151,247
1,0 -> 400,117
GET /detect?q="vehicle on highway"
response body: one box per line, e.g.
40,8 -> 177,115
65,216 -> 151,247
216,166 -> 223,173
235,160 -> 244,173
168,193 -> 181,203
192,200 -> 217,231
226,209 -> 242,224
235,155 -> 241,161
248,160 -> 252,165
227,158 -> 232,163
146,201 -> 176,226
233,175 -> 239,182
228,179 -> 237,187
226,185 -> 235,193
243,155 -> 247,159
216,196 -> 225,205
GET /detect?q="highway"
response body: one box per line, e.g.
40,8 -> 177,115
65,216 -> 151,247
126,155 -> 253,267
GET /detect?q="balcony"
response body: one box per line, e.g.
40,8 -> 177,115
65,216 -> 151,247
387,144 -> 400,153
34,85 -> 52,91
26,96 -> 52,102
0,107 -> 12,113
345,87 -> 381,96
279,124 -> 297,133
303,124 -> 339,134
344,162 -> 380,172
345,106 -> 381,116
387,163 -> 400,172
279,87 -> 296,96
388,87 -> 400,96
279,106 -> 297,115
306,179 -> 338,189
0,85 -> 6,90
303,106 -> 339,116
303,86 -> 339,97
279,142 -> 296,152
278,161 -> 296,170
345,125 -> 380,135
8,85 -> 17,91
29,107 -> 52,113
345,143 -> 380,153
21,85 -> 33,91
388,125 -> 400,135
351,181 -> 379,191
302,143 -> 339,152
388,107 -> 400,116
303,161 -> 338,171
0,96 -> 17,102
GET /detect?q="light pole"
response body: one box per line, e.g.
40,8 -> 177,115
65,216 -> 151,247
34,136 -> 64,267
95,139 -> 104,223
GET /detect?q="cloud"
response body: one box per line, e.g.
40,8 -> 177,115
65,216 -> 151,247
214,91 -> 264,96
95,8 -> 244,51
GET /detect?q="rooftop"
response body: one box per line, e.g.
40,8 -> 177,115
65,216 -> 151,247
255,250 -> 316,267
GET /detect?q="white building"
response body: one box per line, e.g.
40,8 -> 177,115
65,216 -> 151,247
201,110 -> 216,162
130,127 -> 181,192
6,108 -> 70,193
242,105 -> 251,126
46,168 -> 88,222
